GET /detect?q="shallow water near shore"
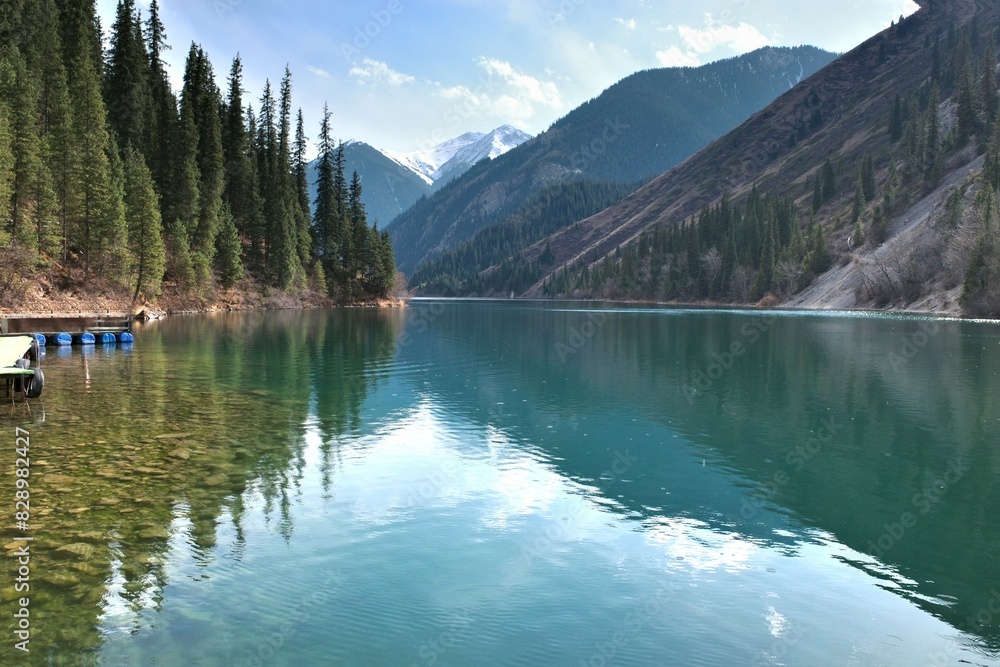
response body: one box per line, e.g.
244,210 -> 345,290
1,301 -> 999,666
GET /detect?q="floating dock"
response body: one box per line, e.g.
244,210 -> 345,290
1,313 -> 133,345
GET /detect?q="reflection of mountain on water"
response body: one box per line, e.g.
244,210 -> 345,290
398,301 -> 1000,650
0,309 -> 400,663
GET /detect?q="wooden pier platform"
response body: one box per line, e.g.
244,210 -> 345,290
1,313 -> 132,337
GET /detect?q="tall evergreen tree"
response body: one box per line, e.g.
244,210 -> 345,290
293,108 -> 311,263
26,0 -> 75,261
66,16 -> 128,280
0,102 -> 14,245
349,170 -> 369,280
851,175 -> 865,223
925,84 -> 944,186
821,159 -> 837,203
957,55 -> 980,146
313,103 -> 340,271
861,152 -> 877,202
105,0 -> 151,151
1,51 -> 56,255
122,147 -> 165,301
221,55 -> 264,274
180,44 -> 224,284
889,93 -> 905,143
983,43 -> 998,126
143,0 -> 177,201
214,202 -> 244,287
265,67 -> 303,287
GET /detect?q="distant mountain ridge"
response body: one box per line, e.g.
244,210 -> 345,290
308,126 -> 531,227
388,45 -> 838,274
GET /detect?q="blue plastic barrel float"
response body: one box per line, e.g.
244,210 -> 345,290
54,333 -> 72,346
77,332 -> 96,345
33,333 -> 46,347
118,332 -> 134,344
99,333 -> 117,345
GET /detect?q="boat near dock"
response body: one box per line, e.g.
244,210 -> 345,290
0,335 -> 44,400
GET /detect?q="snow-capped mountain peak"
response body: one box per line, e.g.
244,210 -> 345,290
384,126 -> 531,187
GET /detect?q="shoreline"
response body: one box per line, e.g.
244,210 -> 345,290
4,289 -> 991,323
0,284 -> 406,323
407,293 -> 988,321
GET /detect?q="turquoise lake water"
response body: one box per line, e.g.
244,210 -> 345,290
2,301 -> 999,666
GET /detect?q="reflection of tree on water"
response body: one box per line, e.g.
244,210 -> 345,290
0,308 -> 399,663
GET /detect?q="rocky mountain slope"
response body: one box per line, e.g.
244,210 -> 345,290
518,0 -> 1000,318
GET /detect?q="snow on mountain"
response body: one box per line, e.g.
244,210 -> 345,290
383,126 -> 531,187
434,125 -> 533,185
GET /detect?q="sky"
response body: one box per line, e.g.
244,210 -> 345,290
95,0 -> 921,157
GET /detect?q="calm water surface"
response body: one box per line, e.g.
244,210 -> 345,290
1,301 -> 999,666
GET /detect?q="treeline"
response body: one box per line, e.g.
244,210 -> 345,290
544,189 -> 827,302
410,180 -> 636,296
0,0 -> 394,304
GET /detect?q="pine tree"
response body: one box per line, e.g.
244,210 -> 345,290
925,84 -> 944,186
957,55 -> 979,146
349,170 -> 368,281
144,0 -> 177,201
889,93 -> 905,143
0,103 -> 14,245
812,175 -> 823,213
267,67 -> 304,288
221,56 -> 263,275
822,159 -> 837,203
861,152 -> 877,202
170,108 -> 200,250
180,44 -> 224,283
122,147 -> 165,301
1,51 -> 52,255
983,43 -> 998,126
26,0 -> 75,261
59,0 -> 104,83
214,202 -> 244,287
804,223 -> 831,274
293,108 -> 311,263
852,175 -> 865,223
66,21 -> 128,280
165,217 -> 194,286
105,0 -> 151,151
313,103 -> 339,272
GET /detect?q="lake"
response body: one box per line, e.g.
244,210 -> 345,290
2,300 -> 999,666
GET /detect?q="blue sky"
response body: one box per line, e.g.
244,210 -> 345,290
97,0 -> 920,155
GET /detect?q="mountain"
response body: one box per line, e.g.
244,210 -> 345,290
389,46 -> 838,275
384,132 -> 485,186
311,127 -> 531,228
384,125 -> 532,187
434,125 -> 533,186
518,0 -> 1000,318
321,141 -> 434,227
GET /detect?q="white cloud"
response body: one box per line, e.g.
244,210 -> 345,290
614,18 -> 637,30
433,58 -> 563,125
678,14 -> 770,55
348,58 -> 415,87
655,46 -> 701,68
477,57 -> 562,109
655,13 -> 770,69
307,65 -> 330,79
